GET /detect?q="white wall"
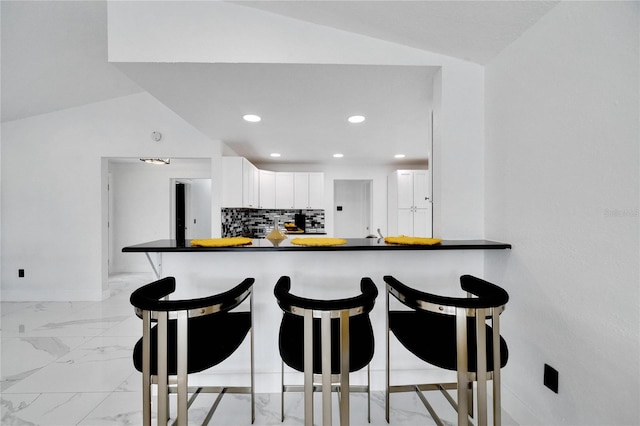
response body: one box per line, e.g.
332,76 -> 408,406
1,93 -> 222,301
485,2 -> 639,424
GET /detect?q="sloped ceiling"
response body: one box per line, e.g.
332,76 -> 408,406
233,1 -> 559,65
0,1 -> 143,123
1,1 -> 559,166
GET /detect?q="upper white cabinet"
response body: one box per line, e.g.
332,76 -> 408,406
259,170 -> 275,209
294,172 -> 324,209
243,160 -> 259,208
223,159 -> 324,210
396,170 -> 430,208
222,157 -> 259,208
275,172 -> 295,209
388,170 -> 432,237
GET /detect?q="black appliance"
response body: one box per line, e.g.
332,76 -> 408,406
294,213 -> 306,231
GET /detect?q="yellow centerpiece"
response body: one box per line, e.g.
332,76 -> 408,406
384,236 -> 442,245
190,237 -> 252,247
290,237 -> 347,246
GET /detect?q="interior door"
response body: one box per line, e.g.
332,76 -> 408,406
334,180 -> 372,237
175,182 -> 186,242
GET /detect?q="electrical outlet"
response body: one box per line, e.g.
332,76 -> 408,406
18,269 -> 25,278
544,364 -> 559,393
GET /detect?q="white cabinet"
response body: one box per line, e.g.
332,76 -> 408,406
275,172 -> 294,209
243,160 -> 259,208
294,172 -> 324,209
222,157 -> 259,208
223,161 -> 323,211
259,170 -> 275,209
388,170 -> 432,237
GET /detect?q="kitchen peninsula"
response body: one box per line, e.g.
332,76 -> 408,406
124,238 -> 509,253
123,237 -> 511,393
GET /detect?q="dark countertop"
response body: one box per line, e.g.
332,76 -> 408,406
122,238 -> 511,252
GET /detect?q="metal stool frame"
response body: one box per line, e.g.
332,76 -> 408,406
131,276 -> 255,426
384,275 -> 508,426
275,276 -> 378,426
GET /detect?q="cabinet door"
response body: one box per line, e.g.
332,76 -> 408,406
413,170 -> 431,208
307,173 -> 324,209
242,159 -> 258,208
293,173 -> 309,209
251,166 -> 260,208
222,157 -> 243,207
259,170 -> 275,209
397,208 -> 413,235
412,207 -> 432,237
275,172 -> 294,209
396,171 -> 414,209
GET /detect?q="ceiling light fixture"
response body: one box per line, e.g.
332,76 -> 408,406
140,158 -> 170,165
394,154 -> 406,159
270,153 -> 281,158
243,114 -> 261,122
333,153 -> 344,158
348,115 -> 365,124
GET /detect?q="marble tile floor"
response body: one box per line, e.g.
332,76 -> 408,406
1,273 -> 517,426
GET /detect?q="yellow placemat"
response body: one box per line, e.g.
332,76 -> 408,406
384,236 -> 442,246
290,237 -> 347,246
190,237 -> 253,247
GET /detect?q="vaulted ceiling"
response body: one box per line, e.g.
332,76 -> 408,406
1,1 -> 558,165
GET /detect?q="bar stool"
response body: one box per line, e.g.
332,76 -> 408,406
274,275 -> 378,426
130,276 -> 255,426
384,275 -> 509,426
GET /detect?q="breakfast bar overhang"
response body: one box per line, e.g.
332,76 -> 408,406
122,238 -> 511,393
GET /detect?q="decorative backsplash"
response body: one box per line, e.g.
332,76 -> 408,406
221,208 -> 325,238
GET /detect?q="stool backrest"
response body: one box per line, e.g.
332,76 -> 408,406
130,276 -> 254,318
274,275 -> 378,317
384,274 -> 508,316
274,275 -> 378,375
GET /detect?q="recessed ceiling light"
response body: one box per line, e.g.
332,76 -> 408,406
394,154 -> 406,159
270,153 -> 281,158
243,114 -> 261,122
333,153 -> 344,158
348,115 -> 365,124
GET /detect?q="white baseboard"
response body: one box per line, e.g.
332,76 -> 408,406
502,384 -> 543,425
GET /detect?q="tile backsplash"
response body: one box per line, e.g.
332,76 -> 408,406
222,208 -> 325,238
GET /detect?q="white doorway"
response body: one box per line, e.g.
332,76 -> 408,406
333,180 -> 373,238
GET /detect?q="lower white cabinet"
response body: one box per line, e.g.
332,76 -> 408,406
396,207 -> 432,237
